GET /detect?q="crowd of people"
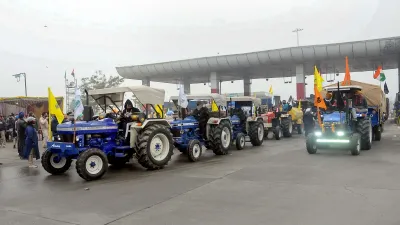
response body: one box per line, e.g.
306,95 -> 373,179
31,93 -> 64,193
0,111 -> 52,167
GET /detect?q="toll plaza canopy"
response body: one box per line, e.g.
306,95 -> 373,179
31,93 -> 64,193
116,36 -> 400,84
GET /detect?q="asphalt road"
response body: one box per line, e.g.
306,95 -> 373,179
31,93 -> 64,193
1,125 -> 400,225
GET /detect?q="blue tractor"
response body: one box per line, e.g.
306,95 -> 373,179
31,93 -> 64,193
42,86 -> 174,181
169,94 -> 232,162
227,96 -> 264,150
306,85 -> 372,156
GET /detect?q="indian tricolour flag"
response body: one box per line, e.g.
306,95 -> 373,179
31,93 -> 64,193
373,66 -> 386,82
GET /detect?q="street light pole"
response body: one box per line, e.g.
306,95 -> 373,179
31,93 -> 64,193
292,28 -> 304,46
12,73 -> 27,96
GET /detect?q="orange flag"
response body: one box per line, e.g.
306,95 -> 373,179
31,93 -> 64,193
314,86 -> 327,110
341,56 -> 351,85
373,65 -> 382,79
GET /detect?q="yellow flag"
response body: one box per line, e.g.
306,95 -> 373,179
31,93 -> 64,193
155,104 -> 164,118
48,88 -> 64,124
298,100 -> 302,109
314,86 -> 327,110
268,85 -> 273,95
313,66 -> 324,92
211,100 -> 218,112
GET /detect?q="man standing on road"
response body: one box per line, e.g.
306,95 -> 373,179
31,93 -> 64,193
17,112 -> 27,158
0,115 -> 6,148
39,112 -> 49,148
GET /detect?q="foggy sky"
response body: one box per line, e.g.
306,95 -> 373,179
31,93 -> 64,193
0,0 -> 399,103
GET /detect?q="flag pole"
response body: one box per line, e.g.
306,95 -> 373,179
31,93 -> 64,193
48,88 -> 52,141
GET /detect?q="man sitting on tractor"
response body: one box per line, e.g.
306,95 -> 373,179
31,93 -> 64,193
347,91 -> 368,121
191,101 -> 209,137
282,100 -> 290,112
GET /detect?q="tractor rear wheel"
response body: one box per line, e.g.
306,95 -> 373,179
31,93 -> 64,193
136,124 -> 174,170
41,150 -> 72,175
209,120 -> 232,155
76,148 -> 108,181
373,126 -> 382,141
249,121 -> 264,146
281,117 -> 293,137
356,119 -> 372,150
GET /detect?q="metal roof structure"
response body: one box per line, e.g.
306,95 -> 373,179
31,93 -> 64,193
116,36 -> 400,84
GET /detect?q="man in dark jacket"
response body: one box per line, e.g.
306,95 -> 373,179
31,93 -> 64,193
303,108 -> 315,137
17,112 -> 27,158
0,115 -> 6,148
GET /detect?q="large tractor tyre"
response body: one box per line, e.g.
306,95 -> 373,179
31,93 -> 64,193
209,120 -> 232,155
281,117 -> 293,137
235,133 -> 245,150
249,121 -> 264,146
76,148 -> 108,181
356,119 -> 372,150
373,126 -> 382,141
187,139 -> 202,162
41,150 -> 72,175
350,133 -> 361,156
306,134 -> 317,154
274,126 -> 282,140
136,124 -> 174,170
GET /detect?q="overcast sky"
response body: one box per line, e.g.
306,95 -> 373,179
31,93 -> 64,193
0,0 -> 399,105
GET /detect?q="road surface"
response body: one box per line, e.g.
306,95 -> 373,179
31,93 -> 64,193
1,125 -> 400,225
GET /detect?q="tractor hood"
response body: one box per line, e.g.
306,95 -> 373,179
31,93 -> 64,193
57,118 -> 118,134
322,111 -> 346,123
170,116 -> 198,127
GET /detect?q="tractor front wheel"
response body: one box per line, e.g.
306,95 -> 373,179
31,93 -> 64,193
187,140 -> 202,162
306,134 -> 317,154
41,150 -> 72,175
357,119 -> 372,150
235,133 -> 245,150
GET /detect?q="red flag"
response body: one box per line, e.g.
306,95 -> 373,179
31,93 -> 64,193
71,69 -> 75,77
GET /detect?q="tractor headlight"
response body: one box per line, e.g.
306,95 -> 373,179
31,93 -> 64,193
76,136 -> 80,142
315,131 -> 322,137
336,131 -> 345,136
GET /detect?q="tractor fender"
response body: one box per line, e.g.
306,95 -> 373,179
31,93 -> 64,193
132,119 -> 171,129
206,118 -> 232,140
207,117 -> 231,126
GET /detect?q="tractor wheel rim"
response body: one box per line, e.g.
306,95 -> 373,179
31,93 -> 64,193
150,133 -> 170,161
221,127 -> 231,148
289,122 -> 293,133
50,154 -> 67,169
240,136 -> 245,147
86,155 -> 103,175
258,124 -> 264,141
356,138 -> 361,152
192,144 -> 201,158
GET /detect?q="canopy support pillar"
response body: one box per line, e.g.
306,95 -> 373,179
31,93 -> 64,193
210,72 -> 220,94
243,76 -> 251,96
142,77 -> 150,86
296,64 -> 305,100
